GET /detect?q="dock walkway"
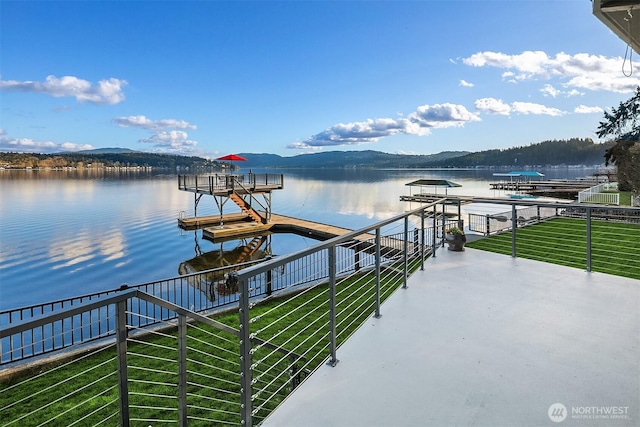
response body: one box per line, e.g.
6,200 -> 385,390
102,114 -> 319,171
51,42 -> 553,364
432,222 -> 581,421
489,179 -> 597,194
199,213 -> 377,242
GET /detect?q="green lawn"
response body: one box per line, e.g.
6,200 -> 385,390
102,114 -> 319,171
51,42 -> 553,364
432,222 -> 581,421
467,217 -> 640,280
0,256 -> 424,426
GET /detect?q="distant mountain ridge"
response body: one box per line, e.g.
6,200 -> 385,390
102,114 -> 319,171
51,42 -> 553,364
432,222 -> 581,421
1,138 -> 607,169
74,147 -> 139,154
239,138 -> 606,168
238,150 -> 469,168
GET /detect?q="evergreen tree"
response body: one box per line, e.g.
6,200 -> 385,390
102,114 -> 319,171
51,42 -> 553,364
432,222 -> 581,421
596,87 -> 640,194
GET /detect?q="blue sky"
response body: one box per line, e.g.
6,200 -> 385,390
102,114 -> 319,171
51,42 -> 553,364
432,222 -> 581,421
1,0 -> 639,158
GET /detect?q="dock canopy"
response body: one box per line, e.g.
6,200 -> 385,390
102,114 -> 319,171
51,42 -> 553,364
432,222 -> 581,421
405,179 -> 462,188
405,179 -> 462,196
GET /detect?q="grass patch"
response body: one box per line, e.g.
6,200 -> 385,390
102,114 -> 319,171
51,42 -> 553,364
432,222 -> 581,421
467,217 -> 640,280
1,255 -> 425,426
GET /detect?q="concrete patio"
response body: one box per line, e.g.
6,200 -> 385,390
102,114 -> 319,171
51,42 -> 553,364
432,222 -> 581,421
262,248 -> 639,427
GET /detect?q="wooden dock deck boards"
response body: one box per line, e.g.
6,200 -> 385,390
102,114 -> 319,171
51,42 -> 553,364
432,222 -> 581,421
197,213 -> 377,243
269,213 -> 375,241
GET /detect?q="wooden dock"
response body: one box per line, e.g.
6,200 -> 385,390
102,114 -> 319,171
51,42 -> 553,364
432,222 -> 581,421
194,213 -> 376,242
489,180 -> 597,194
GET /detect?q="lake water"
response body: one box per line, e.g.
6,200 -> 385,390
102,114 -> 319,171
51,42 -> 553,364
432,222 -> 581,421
0,167 -> 597,310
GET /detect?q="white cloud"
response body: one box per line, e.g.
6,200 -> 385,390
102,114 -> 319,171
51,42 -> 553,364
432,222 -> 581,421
540,84 -> 560,98
139,130 -> 198,152
113,115 -> 196,131
459,79 -> 474,87
59,142 -> 95,151
462,51 -> 640,93
289,104 -> 480,149
114,115 -> 199,154
408,103 -> 480,129
511,102 -> 565,116
475,98 -> 565,117
0,129 -> 5,136
541,84 -> 584,98
0,75 -> 127,104
0,132 -> 95,153
475,98 -> 511,115
574,105 -> 604,114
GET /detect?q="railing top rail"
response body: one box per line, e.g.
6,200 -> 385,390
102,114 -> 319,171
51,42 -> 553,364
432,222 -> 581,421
0,288 -> 240,339
1,258 -> 266,316
0,289 -> 136,338
236,198 -> 447,280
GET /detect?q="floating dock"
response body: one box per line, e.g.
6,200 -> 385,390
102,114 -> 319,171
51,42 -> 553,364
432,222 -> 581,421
489,180 -> 598,195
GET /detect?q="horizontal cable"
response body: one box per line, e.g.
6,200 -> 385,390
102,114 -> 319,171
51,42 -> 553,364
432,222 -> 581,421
186,384 -> 241,402
127,351 -> 177,364
186,359 -> 240,380
66,387 -> 118,427
187,414 -> 238,425
186,394 -> 240,409
1,355 -> 116,417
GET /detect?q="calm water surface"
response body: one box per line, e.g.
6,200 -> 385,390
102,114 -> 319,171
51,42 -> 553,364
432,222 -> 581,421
0,167 -> 595,310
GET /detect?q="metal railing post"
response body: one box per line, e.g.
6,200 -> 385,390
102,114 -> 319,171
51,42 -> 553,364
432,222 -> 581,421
403,217 -> 409,289
116,299 -> 130,427
441,203 -> 446,247
457,199 -> 462,229
238,273 -> 252,426
511,204 -> 517,258
374,228 -> 382,318
586,207 -> 592,272
327,246 -> 338,366
432,204 -> 437,258
486,214 -> 491,236
178,314 -> 188,427
420,210 -> 425,270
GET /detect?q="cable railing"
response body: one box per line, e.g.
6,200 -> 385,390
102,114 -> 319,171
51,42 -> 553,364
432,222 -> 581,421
233,201 -> 454,425
2,198 -> 638,426
0,259 -> 266,364
465,200 -> 640,280
1,200 -> 447,426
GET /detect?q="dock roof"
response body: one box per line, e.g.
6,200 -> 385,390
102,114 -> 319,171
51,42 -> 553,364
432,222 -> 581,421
493,171 -> 545,178
405,179 -> 462,187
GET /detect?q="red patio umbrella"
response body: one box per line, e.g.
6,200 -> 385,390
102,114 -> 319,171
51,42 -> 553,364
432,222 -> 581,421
217,154 -> 247,172
217,154 -> 248,162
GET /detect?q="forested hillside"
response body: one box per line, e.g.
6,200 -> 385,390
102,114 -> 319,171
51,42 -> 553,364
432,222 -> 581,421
440,138 -> 605,167
0,138 -> 607,169
0,151 -> 217,169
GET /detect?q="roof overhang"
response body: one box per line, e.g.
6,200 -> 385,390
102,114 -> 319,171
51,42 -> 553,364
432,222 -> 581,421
593,0 -> 640,54
405,179 -> 462,188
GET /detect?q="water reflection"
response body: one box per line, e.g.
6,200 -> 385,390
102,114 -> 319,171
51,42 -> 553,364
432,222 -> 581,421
1,166 -> 604,309
178,234 -> 273,301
